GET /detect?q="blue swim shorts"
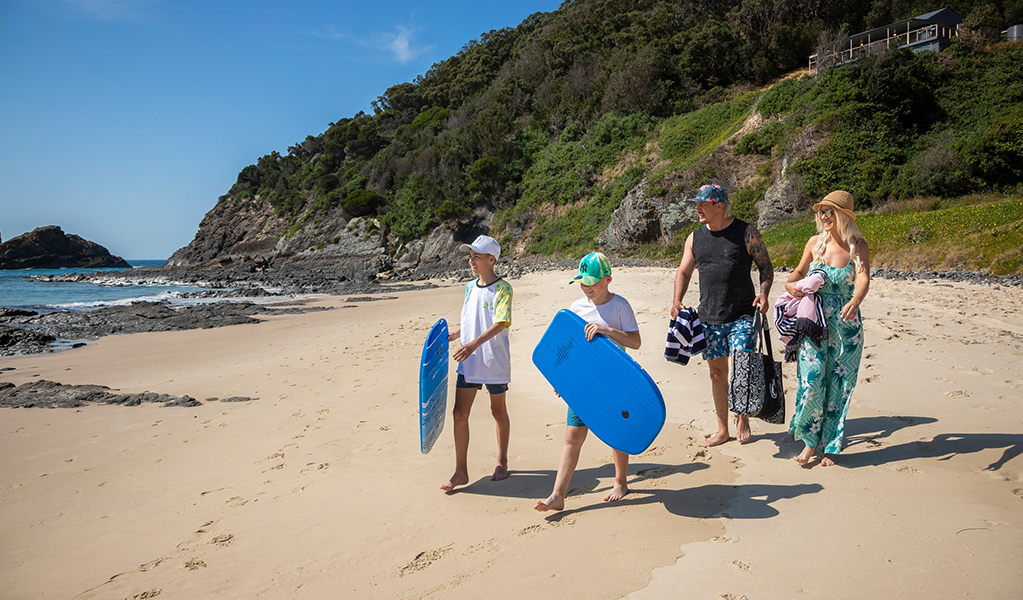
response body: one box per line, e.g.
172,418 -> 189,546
566,406 -> 585,428
702,314 -> 756,361
456,373 -> 508,395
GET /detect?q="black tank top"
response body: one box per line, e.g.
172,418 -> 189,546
693,218 -> 756,324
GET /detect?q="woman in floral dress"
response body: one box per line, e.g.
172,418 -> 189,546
785,190 -> 871,467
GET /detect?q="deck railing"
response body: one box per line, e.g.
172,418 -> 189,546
809,24 -> 958,74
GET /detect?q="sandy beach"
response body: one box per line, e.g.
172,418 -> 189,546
2,266 -> 1022,599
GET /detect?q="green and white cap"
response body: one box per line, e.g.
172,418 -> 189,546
570,252 -> 612,285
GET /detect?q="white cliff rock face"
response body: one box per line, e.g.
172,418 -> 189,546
757,157 -> 811,230
599,180 -> 698,251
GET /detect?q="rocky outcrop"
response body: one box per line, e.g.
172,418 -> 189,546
166,196 -> 286,267
166,196 -> 392,283
0,226 -> 131,270
0,380 -> 256,409
394,206 -> 495,278
599,181 -> 698,252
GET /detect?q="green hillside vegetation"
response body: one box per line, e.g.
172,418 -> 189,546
222,0 -> 1023,272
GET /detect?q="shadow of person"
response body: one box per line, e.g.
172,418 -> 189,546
454,461 -> 712,500
843,415 -> 939,449
840,432 -> 1023,471
543,481 -> 823,522
764,415 -> 940,461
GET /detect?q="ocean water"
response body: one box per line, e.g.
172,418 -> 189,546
0,260 -> 206,312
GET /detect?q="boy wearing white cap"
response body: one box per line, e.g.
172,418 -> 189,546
535,252 -> 642,512
441,235 -> 514,492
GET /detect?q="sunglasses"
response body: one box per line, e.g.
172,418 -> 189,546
817,207 -> 834,218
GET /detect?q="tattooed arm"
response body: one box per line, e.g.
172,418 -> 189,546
745,223 -> 774,314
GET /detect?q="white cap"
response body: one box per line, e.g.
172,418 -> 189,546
458,235 -> 501,261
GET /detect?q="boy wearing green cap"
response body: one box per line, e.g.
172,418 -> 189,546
535,252 -> 642,512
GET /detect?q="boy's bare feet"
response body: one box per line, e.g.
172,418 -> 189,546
440,472 -> 469,492
704,430 -> 730,447
603,483 -> 628,502
534,493 -> 564,512
736,414 -> 751,443
821,455 -> 837,467
794,446 -> 817,467
491,464 -> 509,481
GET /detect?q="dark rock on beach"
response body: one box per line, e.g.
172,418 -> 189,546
0,300 -> 334,356
0,379 -> 255,409
0,226 -> 131,270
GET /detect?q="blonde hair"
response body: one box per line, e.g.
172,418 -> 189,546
813,209 -> 865,272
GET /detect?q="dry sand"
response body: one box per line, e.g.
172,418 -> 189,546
1,267 -> 1021,599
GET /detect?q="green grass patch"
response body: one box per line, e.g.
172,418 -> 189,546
762,197 -> 1023,275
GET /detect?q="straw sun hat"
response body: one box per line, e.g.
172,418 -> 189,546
812,190 -> 857,221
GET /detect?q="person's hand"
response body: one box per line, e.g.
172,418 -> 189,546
671,300 -> 685,318
452,339 -> 478,362
753,293 -> 770,314
583,323 -> 605,341
840,300 -> 860,322
784,280 -> 805,298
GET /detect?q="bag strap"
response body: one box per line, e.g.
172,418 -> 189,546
760,310 -> 775,358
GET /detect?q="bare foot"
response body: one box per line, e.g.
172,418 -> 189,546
704,430 -> 730,447
821,455 -> 837,467
491,464 -> 509,481
440,472 -> 469,492
794,447 -> 817,467
735,414 -> 751,444
534,493 -> 564,512
603,483 -> 628,502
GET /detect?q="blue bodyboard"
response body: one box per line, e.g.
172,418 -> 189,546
419,318 -> 449,454
532,309 -> 665,455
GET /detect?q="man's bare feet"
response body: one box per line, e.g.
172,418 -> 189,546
491,464 -> 509,481
735,414 -> 751,444
603,483 -> 628,502
794,446 -> 817,467
534,493 -> 564,512
704,430 -> 730,447
440,472 -> 469,492
821,455 -> 837,467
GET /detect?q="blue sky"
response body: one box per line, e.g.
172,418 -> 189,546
0,0 -> 561,259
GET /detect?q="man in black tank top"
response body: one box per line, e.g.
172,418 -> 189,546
670,184 -> 774,446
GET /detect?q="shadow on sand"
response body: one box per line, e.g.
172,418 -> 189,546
841,432 -> 1023,471
542,482 -> 824,523
449,461 -> 711,500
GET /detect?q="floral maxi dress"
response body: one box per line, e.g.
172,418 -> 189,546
788,260 -> 863,455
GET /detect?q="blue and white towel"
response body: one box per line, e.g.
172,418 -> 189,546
665,307 -> 707,366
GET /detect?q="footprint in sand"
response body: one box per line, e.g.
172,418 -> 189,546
895,465 -> 922,475
300,463 -> 330,474
184,558 -> 207,571
945,390 -> 974,398
398,545 -> 453,576
731,560 -> 752,572
518,524 -> 545,537
138,557 -> 167,572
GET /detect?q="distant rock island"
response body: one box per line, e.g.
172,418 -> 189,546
0,226 -> 131,270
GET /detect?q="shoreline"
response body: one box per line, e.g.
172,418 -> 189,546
5,257 -> 1022,358
1,267 -> 1021,599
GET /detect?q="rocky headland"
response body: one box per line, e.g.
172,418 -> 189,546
0,226 -> 131,270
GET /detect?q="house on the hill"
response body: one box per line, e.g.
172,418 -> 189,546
810,8 -> 963,74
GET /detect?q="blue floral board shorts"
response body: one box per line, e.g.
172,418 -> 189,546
456,373 -> 508,395
702,314 -> 756,361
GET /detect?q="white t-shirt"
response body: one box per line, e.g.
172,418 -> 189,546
569,293 -> 639,350
457,278 -> 513,384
